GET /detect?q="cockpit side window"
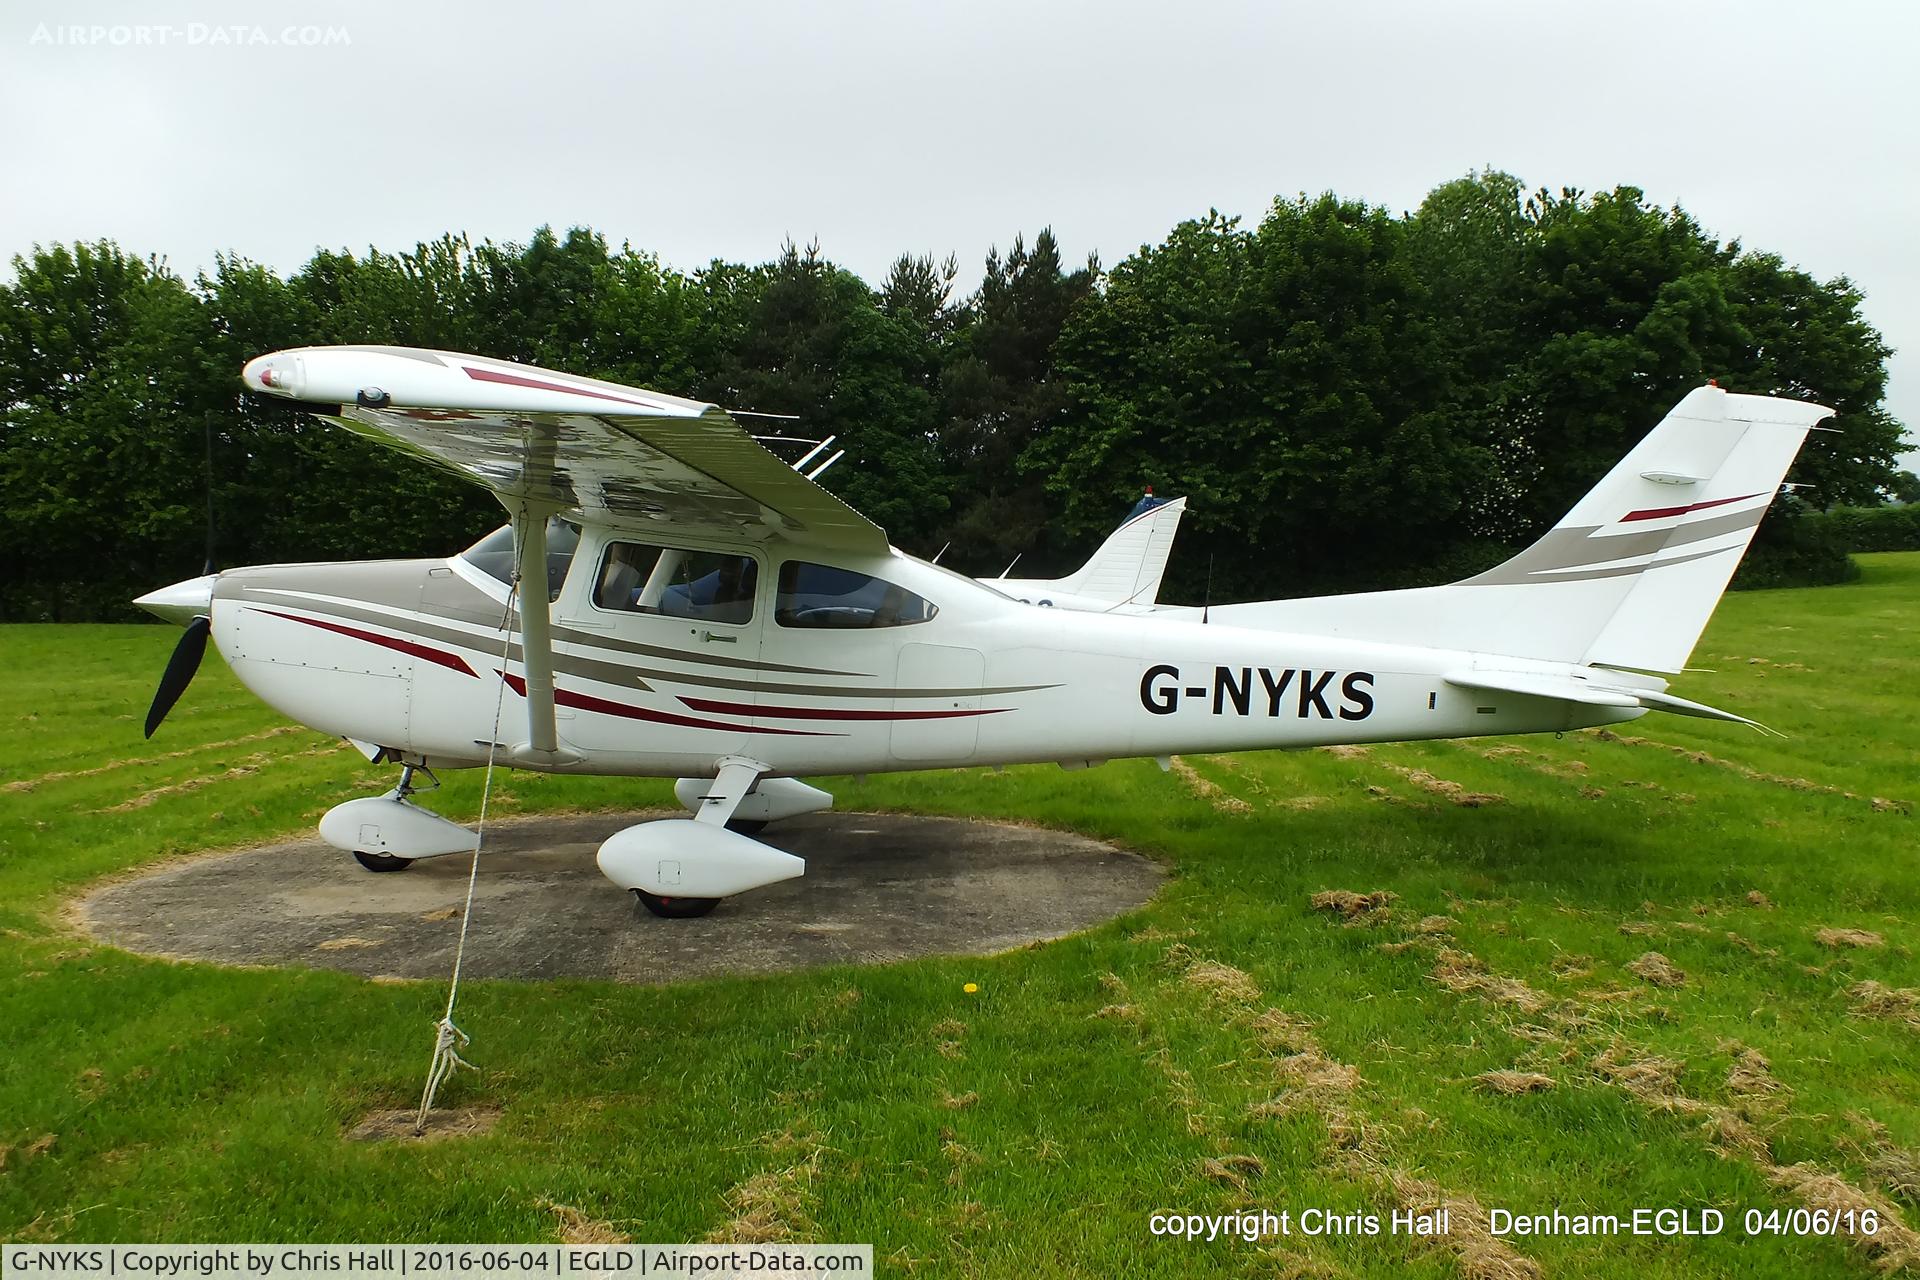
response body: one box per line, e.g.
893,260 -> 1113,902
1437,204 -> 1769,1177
592,542 -> 758,625
459,518 -> 581,601
775,561 -> 937,628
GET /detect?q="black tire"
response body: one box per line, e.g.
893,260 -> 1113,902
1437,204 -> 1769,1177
633,889 -> 721,919
353,849 -> 412,873
725,818 -> 768,835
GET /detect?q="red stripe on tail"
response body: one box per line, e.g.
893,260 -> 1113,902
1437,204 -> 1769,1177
1621,492 -> 1764,523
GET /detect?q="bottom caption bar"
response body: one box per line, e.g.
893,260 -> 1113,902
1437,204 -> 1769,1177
3,1246 -> 874,1280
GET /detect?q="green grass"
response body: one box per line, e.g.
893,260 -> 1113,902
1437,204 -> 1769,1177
3,557 -> 1918,1276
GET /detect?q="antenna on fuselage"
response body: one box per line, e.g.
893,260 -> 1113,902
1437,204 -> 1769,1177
999,553 -> 1022,579
1203,554 -> 1214,625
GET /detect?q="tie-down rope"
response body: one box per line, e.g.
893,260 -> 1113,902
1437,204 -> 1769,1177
412,509 -> 528,1135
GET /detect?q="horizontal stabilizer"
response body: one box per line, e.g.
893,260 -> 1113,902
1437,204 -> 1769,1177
1629,687 -> 1773,732
1445,670 -> 1771,732
1444,670 -> 1640,708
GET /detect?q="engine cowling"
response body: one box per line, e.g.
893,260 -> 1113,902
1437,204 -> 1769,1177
597,819 -> 805,898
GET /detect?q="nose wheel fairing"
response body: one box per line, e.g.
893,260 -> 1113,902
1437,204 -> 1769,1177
317,764 -> 479,865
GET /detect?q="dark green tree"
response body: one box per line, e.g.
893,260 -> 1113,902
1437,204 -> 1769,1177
0,242 -> 228,618
934,230 -> 1097,574
1035,198 -> 1486,600
698,241 -> 949,547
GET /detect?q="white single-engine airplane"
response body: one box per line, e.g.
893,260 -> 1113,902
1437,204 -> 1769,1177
135,346 -> 1830,917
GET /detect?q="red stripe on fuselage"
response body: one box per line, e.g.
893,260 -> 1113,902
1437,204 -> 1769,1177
1620,492 -> 1763,522
251,608 -> 477,676
678,695 -> 1008,722
498,673 -> 837,737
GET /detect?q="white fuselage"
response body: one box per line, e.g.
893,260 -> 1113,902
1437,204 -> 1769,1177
208,523 -> 1642,780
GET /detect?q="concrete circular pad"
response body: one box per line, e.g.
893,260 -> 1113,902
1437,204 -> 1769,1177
80,812 -> 1162,983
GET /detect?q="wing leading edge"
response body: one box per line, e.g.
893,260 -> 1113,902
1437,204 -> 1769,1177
242,345 -> 889,555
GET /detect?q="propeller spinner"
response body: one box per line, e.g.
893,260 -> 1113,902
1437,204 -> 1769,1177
134,574 -> 218,737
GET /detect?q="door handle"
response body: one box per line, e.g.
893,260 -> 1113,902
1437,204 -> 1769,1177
698,630 -> 737,644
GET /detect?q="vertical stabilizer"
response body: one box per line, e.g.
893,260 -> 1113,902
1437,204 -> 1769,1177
1049,495 -> 1188,604
1207,387 -> 1832,671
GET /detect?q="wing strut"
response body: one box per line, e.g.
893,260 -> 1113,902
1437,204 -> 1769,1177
512,503 -> 573,762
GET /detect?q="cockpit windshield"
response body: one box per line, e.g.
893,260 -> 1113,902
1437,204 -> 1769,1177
459,518 -> 581,600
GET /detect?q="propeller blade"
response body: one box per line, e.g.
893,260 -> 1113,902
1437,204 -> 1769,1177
144,615 -> 211,738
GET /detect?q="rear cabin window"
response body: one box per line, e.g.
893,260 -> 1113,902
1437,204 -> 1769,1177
592,542 -> 758,625
775,561 -> 937,628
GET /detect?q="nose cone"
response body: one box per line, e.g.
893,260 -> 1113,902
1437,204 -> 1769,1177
134,574 -> 218,626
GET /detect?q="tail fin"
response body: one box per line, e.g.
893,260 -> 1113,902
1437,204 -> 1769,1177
1211,386 -> 1832,671
1047,495 -> 1188,604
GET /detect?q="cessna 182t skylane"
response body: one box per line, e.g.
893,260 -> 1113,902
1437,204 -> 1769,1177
134,346 -> 1830,918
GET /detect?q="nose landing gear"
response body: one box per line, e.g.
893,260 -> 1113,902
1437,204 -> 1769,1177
351,762 -> 437,871
319,760 -> 479,874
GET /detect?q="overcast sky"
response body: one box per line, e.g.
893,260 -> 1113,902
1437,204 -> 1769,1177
5,0 -> 1914,469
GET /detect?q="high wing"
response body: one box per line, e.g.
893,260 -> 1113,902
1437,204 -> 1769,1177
241,345 -> 888,555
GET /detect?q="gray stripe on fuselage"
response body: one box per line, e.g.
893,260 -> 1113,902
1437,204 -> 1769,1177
603,665 -> 1053,700
234,592 -> 655,691
223,559 -> 873,677
538,619 -> 869,677
237,591 -> 1051,700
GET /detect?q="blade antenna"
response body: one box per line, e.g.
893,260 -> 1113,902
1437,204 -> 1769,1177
1203,555 -> 1214,625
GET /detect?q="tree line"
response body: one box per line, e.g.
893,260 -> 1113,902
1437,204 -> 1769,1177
0,170 -> 1906,621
